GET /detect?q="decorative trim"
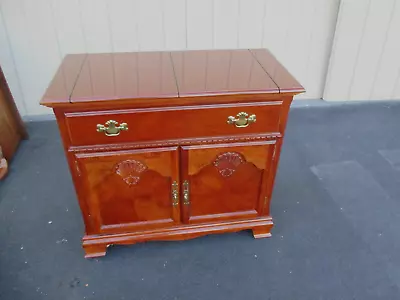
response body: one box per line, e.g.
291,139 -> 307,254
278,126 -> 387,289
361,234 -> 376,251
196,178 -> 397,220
213,152 -> 245,177
114,160 -> 147,186
69,133 -> 281,153
83,216 -> 273,243
82,217 -> 274,257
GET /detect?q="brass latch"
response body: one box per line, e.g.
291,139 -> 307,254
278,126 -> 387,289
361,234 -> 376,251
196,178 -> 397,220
183,180 -> 190,205
171,181 -> 179,206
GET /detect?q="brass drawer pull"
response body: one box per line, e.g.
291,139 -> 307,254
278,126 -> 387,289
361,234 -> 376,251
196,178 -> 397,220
183,180 -> 190,205
227,112 -> 256,128
171,181 -> 179,206
97,120 -> 128,136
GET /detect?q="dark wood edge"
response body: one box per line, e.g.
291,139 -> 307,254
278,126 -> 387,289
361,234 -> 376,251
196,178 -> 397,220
0,66 -> 27,139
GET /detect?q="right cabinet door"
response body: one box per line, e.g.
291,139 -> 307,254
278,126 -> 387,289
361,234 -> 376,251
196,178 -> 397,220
180,140 -> 276,224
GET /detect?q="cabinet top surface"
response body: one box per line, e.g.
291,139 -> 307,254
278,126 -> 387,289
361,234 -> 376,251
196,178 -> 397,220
41,49 -> 304,107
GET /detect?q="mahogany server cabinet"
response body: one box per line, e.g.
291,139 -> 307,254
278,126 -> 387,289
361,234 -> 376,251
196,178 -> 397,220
41,49 -> 304,258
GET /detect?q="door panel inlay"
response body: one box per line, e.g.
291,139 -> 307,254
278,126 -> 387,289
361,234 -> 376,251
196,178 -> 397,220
115,159 -> 148,186
213,152 -> 245,177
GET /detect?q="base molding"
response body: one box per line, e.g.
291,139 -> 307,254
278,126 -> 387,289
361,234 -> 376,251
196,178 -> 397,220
82,217 -> 273,258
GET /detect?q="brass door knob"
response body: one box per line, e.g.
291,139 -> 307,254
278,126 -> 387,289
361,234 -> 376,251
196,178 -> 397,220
97,120 -> 128,136
227,112 -> 256,128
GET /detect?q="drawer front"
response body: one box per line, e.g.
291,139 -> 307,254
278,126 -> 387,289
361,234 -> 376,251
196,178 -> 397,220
65,102 -> 282,146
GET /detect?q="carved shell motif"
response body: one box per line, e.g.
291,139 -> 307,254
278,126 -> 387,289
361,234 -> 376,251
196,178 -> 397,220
114,160 -> 148,186
213,152 -> 245,177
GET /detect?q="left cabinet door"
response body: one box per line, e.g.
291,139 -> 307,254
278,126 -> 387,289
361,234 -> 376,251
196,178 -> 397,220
74,147 -> 180,234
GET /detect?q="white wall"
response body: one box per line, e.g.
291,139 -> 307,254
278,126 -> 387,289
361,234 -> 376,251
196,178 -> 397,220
0,0 -> 339,116
324,0 -> 400,101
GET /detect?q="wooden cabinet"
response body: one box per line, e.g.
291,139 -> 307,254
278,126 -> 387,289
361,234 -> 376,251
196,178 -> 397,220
41,49 -> 304,258
0,66 -> 26,179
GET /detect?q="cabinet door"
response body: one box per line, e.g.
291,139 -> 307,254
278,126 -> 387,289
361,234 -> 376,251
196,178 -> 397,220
180,141 -> 276,224
75,147 -> 180,234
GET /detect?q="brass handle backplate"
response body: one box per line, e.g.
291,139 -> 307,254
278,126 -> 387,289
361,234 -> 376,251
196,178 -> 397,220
183,180 -> 190,205
227,112 -> 256,128
172,181 -> 179,206
97,120 -> 128,136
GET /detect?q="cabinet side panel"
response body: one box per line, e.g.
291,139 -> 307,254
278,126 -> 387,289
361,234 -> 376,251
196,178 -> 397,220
261,96 -> 293,215
53,108 -> 96,235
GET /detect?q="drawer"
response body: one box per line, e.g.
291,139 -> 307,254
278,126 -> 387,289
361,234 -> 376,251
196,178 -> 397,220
65,102 -> 282,146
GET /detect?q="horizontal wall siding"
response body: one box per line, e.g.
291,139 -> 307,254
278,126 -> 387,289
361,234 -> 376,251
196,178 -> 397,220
0,0 -> 339,116
324,0 -> 400,101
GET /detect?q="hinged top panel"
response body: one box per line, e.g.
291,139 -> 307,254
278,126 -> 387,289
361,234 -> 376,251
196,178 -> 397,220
250,49 -> 305,94
170,49 -> 279,97
41,54 -> 87,105
41,49 -> 304,107
70,52 -> 178,103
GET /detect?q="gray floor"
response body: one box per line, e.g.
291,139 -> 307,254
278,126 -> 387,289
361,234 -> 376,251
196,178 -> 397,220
1,101 -> 400,300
